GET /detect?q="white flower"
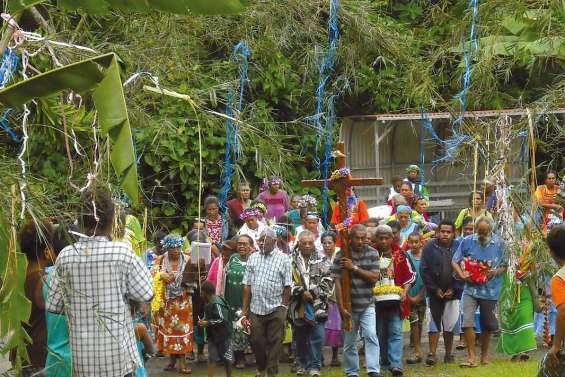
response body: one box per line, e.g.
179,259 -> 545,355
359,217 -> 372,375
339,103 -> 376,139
171,314 -> 179,324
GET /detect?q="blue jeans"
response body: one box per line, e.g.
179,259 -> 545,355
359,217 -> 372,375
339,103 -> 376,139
343,305 -> 380,376
376,310 -> 403,370
295,321 -> 325,373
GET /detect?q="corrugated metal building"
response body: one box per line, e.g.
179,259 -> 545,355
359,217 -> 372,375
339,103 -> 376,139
339,109 -> 565,220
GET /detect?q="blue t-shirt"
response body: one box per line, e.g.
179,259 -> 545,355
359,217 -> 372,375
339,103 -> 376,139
452,234 -> 507,300
400,222 -> 419,244
406,250 -> 424,297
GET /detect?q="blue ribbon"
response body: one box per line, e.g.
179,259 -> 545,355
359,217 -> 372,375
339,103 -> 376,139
434,0 -> 479,163
0,49 -> 20,143
219,41 -> 250,213
0,108 -> 20,143
311,0 -> 339,226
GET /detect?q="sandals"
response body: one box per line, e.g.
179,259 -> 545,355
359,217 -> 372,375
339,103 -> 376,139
163,364 -> 176,372
179,367 -> 192,374
460,361 -> 478,368
406,356 -> 423,364
425,353 -> 436,366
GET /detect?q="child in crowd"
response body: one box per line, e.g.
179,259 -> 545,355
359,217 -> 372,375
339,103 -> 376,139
134,321 -> 156,377
199,281 -> 233,377
387,176 -> 403,202
406,233 -> 426,364
374,225 -> 416,377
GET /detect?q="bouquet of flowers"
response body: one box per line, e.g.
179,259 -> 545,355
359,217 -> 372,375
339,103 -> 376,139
515,242 -> 534,281
235,310 -> 251,335
462,256 -> 491,285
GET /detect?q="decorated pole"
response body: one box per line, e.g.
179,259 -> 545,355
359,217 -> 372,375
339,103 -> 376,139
301,142 -> 383,330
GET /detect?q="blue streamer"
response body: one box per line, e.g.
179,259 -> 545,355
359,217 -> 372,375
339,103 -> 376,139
219,41 -> 250,213
0,49 -> 20,143
0,48 -> 19,89
0,108 -> 20,143
310,0 -> 339,226
434,0 -> 479,163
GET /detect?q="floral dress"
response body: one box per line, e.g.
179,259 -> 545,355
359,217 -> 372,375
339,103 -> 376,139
152,255 -> 193,355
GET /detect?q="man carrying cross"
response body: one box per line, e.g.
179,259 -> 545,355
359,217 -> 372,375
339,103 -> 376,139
331,224 -> 381,377
302,142 -> 384,377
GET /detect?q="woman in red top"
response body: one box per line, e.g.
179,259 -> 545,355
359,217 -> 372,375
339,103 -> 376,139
227,182 -> 252,228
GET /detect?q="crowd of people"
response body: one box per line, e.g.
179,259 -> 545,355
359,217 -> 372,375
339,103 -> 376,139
14,166 -> 565,377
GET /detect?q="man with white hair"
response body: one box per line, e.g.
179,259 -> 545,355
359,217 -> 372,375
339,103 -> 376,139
242,227 -> 292,377
290,230 -> 333,377
452,216 -> 507,368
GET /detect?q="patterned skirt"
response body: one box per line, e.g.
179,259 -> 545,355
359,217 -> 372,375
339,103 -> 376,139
155,291 -> 194,355
325,302 -> 343,347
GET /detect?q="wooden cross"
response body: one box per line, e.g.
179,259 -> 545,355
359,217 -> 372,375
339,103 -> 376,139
301,141 -> 383,330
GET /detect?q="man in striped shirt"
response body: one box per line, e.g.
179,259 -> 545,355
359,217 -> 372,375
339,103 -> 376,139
332,224 -> 381,377
242,227 -> 292,377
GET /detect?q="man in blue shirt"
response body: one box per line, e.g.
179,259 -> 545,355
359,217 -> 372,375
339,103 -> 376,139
452,216 -> 507,368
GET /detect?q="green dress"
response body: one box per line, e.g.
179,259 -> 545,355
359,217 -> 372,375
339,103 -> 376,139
497,274 -> 537,356
224,254 -> 249,351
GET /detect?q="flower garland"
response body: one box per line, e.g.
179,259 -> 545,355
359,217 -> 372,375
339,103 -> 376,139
161,234 -> 184,249
373,285 -> 404,296
151,272 -> 165,312
330,167 -> 350,181
240,207 -> 261,220
298,194 -> 318,209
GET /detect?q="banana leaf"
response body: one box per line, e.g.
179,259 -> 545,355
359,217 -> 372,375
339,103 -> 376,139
7,0 -> 248,15
0,53 -> 139,204
0,211 -> 31,368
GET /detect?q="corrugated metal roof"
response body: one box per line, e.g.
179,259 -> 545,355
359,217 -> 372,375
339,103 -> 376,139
345,107 -> 565,121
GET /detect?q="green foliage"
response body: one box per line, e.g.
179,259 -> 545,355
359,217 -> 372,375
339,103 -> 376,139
0,53 -> 139,204
0,210 -> 31,371
8,0 -> 248,15
0,0 -> 562,233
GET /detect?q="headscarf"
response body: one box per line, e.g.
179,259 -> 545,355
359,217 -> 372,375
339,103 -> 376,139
161,243 -> 187,300
396,205 -> 412,214
406,165 -> 420,174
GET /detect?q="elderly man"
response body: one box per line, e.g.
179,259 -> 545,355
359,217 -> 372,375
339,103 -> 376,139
242,227 -> 292,377
452,216 -> 507,368
332,224 -> 381,377
290,230 -> 333,377
420,220 -> 462,366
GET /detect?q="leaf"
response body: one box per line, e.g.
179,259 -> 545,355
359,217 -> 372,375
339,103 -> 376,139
0,53 -> 139,204
10,0 -> 248,15
6,0 -> 44,12
502,16 -> 528,36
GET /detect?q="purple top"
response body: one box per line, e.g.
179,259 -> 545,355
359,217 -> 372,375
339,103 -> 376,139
256,189 -> 290,221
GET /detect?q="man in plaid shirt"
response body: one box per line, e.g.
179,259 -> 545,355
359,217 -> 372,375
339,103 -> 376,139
46,188 -> 153,377
242,227 -> 292,377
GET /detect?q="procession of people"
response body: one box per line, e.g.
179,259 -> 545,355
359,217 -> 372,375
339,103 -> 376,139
14,165 -> 565,377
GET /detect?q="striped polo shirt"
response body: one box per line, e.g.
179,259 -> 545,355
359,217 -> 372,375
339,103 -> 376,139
331,245 -> 380,313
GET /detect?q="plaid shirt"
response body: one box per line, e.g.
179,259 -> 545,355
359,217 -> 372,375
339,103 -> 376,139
46,236 -> 153,377
242,248 -> 292,315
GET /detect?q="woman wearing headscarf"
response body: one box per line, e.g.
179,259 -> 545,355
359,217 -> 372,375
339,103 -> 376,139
152,235 -> 193,374
404,165 -> 429,201
256,176 -> 290,222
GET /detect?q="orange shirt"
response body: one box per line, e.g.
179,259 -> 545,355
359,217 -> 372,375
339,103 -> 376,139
551,275 -> 565,308
330,199 -> 369,227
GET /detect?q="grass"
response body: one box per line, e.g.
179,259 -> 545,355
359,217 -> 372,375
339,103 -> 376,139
148,359 -> 540,377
